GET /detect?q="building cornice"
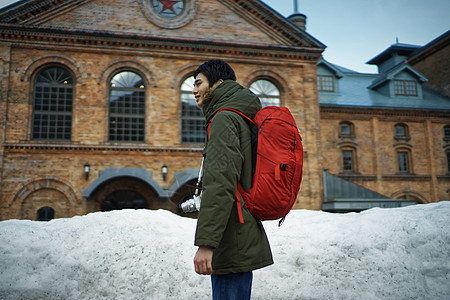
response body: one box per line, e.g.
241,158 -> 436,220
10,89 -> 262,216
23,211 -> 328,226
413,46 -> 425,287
0,0 -> 326,50
0,24 -> 323,61
3,143 -> 203,154
320,105 -> 450,118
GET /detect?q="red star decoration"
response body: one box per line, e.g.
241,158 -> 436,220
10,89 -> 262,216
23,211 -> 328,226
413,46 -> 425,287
158,0 -> 179,13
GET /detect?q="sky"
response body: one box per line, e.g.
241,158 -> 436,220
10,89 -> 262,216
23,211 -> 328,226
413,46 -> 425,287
0,0 -> 449,73
261,0 -> 450,73
1,202 -> 449,299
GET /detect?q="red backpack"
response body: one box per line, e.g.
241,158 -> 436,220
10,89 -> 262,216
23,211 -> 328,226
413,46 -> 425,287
208,106 -> 303,225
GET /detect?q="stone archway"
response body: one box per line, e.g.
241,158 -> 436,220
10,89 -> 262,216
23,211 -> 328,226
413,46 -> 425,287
6,177 -> 80,220
87,177 -> 177,214
391,189 -> 427,204
22,188 -> 70,220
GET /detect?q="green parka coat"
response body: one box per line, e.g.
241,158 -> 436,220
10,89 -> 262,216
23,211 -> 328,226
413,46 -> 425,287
194,80 -> 273,275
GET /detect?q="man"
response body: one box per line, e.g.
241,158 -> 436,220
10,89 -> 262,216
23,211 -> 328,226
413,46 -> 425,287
192,59 -> 273,300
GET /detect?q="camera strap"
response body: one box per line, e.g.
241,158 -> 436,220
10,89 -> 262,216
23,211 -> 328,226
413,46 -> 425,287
194,157 -> 205,196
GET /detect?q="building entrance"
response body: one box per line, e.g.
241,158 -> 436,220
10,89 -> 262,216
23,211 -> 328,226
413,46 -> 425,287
101,190 -> 148,211
87,177 -> 161,213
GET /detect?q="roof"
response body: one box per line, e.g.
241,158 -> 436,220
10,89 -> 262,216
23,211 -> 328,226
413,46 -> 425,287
368,62 -> 427,89
408,30 -> 450,64
322,170 -> 416,212
367,43 -> 421,65
318,60 -> 450,111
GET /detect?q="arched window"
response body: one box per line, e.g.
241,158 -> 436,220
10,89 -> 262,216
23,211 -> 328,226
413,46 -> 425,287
249,79 -> 281,107
395,123 -> 410,140
339,121 -> 354,138
180,76 -> 205,144
37,207 -> 55,221
32,67 -> 73,140
109,71 -> 145,142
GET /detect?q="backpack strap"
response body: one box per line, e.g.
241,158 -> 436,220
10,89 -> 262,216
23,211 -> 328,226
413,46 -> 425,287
207,108 -> 254,224
207,108 -> 255,140
235,188 -> 244,224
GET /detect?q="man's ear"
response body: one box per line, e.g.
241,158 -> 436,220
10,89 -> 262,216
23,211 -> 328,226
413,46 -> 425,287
211,79 -> 224,90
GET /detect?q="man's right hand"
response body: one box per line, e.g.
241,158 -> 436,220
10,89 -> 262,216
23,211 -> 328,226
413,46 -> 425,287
193,246 -> 214,275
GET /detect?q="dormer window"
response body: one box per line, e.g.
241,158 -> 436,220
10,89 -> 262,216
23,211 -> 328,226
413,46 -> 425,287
318,75 -> 334,92
393,80 -> 418,96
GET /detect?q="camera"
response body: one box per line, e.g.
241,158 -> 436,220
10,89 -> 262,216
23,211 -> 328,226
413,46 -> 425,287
179,157 -> 204,213
178,195 -> 201,213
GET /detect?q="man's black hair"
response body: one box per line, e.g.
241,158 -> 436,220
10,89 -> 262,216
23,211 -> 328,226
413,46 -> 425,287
193,59 -> 236,87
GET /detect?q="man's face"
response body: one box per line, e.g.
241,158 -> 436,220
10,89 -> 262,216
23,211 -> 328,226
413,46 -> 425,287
193,73 -> 210,109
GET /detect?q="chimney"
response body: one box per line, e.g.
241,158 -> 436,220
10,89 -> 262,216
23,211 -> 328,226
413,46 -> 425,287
288,0 -> 306,30
288,13 -> 307,31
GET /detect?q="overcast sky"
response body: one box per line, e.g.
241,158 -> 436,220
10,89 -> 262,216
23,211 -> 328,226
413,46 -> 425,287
1,0 -> 449,73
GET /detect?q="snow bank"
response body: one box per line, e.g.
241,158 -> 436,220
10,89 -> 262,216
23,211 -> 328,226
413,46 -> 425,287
0,202 -> 449,299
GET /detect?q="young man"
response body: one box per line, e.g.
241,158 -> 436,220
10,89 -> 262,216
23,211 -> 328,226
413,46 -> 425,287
192,60 -> 273,300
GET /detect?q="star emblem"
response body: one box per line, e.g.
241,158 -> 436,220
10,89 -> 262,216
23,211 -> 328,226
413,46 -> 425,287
158,0 -> 179,13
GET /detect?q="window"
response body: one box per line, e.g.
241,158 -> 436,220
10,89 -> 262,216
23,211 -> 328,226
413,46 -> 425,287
444,126 -> 450,141
340,123 -> 351,135
318,75 -> 334,92
339,121 -> 354,138
32,67 -> 73,140
397,151 -> 410,173
342,150 -> 355,172
395,124 -> 406,137
37,207 -> 54,221
249,79 -> 280,107
447,151 -> 450,173
109,71 -> 145,142
181,76 -> 205,144
395,123 -> 410,140
393,80 -> 418,96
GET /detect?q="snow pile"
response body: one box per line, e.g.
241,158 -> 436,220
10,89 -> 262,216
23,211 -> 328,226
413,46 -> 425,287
0,202 -> 449,299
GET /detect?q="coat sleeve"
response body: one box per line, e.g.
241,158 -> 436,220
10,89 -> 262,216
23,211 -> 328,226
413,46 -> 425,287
194,112 -> 244,248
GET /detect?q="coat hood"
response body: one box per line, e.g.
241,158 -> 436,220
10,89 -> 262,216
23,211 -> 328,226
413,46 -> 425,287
202,80 -> 261,122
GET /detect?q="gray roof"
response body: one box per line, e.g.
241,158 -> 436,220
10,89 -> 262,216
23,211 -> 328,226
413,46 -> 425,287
322,170 -> 416,212
411,30 -> 450,60
368,63 -> 427,89
366,43 -> 420,65
318,60 -> 450,111
324,171 -> 389,201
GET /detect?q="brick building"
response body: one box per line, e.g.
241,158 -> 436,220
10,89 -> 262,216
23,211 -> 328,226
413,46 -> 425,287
1,1 -> 448,221
0,0 -> 325,220
318,32 -> 450,211
408,30 -> 450,98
